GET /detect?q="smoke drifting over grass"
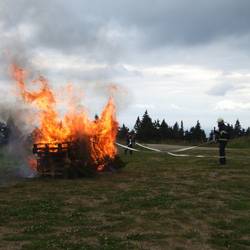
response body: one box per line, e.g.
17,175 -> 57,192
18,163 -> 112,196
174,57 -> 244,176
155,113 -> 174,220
0,115 -> 35,186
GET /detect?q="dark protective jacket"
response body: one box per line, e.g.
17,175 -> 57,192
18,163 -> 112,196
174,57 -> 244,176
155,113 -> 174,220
216,123 -> 229,142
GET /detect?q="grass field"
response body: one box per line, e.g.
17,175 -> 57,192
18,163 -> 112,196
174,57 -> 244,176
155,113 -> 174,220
228,137 -> 250,149
0,145 -> 250,250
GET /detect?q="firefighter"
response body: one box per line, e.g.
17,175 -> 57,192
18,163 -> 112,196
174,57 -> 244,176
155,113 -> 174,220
125,132 -> 133,155
215,118 -> 229,165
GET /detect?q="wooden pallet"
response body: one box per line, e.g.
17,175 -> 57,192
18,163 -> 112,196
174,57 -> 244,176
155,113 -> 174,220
33,142 -> 73,177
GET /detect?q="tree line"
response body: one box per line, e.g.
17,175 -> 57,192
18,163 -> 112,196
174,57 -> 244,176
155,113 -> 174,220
208,119 -> 250,141
1,112 -> 249,145
118,110 -> 250,143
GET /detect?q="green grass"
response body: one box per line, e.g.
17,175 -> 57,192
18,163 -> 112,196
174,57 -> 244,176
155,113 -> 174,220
0,146 -> 250,249
0,146 -> 21,185
228,136 -> 250,148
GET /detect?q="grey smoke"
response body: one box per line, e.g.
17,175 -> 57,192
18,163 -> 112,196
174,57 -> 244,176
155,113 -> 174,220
0,118 -> 36,186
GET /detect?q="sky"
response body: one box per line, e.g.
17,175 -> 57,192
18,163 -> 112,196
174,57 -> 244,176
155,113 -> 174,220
1,0 -> 250,132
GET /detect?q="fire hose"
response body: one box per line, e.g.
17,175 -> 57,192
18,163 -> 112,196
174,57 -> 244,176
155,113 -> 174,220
135,142 -> 210,158
116,140 -> 224,158
116,142 -> 211,158
116,141 -> 250,159
171,140 -> 215,152
115,142 -> 140,152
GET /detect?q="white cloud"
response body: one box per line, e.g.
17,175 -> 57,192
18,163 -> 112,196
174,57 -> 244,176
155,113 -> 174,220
215,100 -> 250,111
133,103 -> 155,109
170,104 -> 182,110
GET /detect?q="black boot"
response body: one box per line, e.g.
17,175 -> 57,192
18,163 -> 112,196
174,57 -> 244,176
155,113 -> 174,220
220,157 -> 226,165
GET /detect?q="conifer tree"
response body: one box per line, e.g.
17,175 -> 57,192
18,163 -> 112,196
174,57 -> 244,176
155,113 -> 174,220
187,120 -> 206,142
117,124 -> 129,139
234,119 -> 242,137
137,110 -> 155,141
134,116 -> 141,134
153,119 -> 161,140
159,119 -> 169,140
180,120 -> 184,139
173,122 -> 180,139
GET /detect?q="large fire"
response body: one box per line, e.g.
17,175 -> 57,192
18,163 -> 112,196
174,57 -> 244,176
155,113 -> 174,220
11,65 -> 118,171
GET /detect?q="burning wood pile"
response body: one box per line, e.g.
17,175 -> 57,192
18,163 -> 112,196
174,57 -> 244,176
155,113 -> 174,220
12,65 -> 123,177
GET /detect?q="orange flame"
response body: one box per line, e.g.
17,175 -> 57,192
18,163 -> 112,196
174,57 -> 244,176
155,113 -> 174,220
11,65 -> 118,171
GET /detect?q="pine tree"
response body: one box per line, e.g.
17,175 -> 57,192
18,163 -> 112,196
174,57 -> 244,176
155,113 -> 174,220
117,124 -> 129,139
180,120 -> 184,139
234,119 -> 242,137
173,122 -> 179,139
134,116 -> 141,134
153,119 -> 161,140
227,123 -> 234,139
159,119 -> 169,140
246,127 -> 250,136
137,110 -> 155,141
188,121 -> 206,142
184,130 -> 191,141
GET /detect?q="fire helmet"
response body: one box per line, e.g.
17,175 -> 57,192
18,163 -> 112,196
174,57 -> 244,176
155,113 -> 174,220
217,118 -> 224,123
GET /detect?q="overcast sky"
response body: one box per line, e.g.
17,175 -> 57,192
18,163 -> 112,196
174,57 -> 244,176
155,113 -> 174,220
1,0 -> 250,132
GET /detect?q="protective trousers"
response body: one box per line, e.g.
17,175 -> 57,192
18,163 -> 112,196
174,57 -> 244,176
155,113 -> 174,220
125,144 -> 133,155
219,141 -> 227,165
